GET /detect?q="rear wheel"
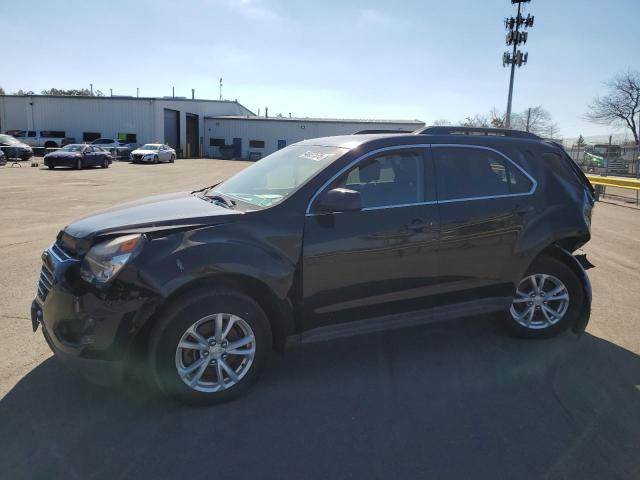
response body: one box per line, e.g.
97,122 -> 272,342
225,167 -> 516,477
170,155 -> 175,163
504,255 -> 584,338
47,165 -> 54,170
149,289 -> 272,405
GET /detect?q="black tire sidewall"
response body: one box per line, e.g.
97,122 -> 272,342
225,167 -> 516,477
149,289 -> 272,405
504,256 -> 584,339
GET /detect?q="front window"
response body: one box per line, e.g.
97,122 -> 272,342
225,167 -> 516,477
61,145 -> 85,152
140,144 -> 161,150
213,145 -> 347,207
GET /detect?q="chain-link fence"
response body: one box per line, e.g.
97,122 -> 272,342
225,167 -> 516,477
566,144 -> 640,178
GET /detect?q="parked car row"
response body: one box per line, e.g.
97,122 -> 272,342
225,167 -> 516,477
42,143 -> 176,169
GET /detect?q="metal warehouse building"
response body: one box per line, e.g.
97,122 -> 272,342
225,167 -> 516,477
0,94 -> 424,159
204,116 -> 425,159
0,95 -> 253,157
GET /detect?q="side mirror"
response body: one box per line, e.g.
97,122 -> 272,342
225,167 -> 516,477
316,188 -> 362,213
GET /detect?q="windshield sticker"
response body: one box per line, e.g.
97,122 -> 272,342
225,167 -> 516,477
299,151 -> 333,162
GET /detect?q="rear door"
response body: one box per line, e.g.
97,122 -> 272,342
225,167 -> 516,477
301,147 -> 440,330
432,145 -> 536,303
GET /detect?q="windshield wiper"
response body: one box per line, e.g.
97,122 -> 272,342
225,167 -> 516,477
191,181 -> 222,195
206,195 -> 236,209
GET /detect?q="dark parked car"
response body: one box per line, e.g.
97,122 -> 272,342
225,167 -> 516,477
31,127 -> 595,405
0,149 -> 6,166
44,144 -> 113,169
0,134 -> 33,161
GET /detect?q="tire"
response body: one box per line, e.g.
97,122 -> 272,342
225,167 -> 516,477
153,155 -> 159,164
75,159 -> 82,170
102,159 -> 109,168
170,155 -> 175,163
503,255 -> 584,339
47,165 -> 54,170
44,141 -> 57,149
149,288 -> 272,405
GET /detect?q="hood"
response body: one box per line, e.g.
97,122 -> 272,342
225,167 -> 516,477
1,141 -> 31,150
45,151 -> 81,159
64,191 -> 243,240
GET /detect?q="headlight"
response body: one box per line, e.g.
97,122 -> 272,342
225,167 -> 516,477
80,234 -> 144,285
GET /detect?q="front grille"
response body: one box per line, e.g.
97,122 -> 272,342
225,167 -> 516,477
133,154 -> 143,160
38,263 -> 54,301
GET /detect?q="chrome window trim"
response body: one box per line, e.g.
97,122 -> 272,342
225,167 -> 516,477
304,143 -> 538,216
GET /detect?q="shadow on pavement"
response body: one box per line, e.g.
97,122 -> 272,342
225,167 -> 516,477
1,316 -> 639,480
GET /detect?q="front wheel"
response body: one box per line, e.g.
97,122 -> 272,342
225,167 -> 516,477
504,255 -> 584,338
170,155 -> 175,163
149,289 -> 272,405
102,159 -> 109,168
47,165 -> 54,170
75,159 -> 82,170
153,155 -> 159,164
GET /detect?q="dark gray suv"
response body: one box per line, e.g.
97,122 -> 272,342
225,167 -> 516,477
31,126 -> 595,404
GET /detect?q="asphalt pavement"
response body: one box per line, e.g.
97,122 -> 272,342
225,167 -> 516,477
0,160 -> 638,479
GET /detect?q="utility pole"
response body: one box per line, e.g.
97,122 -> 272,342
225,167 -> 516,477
503,0 -> 534,128
90,83 -> 93,96
219,78 -> 223,100
525,107 -> 532,132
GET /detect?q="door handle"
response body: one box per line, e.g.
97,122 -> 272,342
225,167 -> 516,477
407,219 -> 432,232
513,204 -> 535,216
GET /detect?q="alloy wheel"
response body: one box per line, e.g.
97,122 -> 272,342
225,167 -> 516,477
175,313 -> 256,392
510,274 -> 570,329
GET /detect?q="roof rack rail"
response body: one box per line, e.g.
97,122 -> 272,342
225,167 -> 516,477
416,126 -> 542,140
353,129 -> 413,135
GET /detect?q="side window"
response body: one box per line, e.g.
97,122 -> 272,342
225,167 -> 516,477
434,147 -> 532,201
333,149 -> 425,209
28,131 -> 36,137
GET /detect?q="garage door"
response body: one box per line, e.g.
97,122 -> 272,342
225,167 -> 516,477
164,109 -> 179,151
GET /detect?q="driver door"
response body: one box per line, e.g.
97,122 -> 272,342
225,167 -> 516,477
301,147 -> 440,331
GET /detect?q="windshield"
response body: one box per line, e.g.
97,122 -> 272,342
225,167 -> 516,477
212,145 -> 347,207
61,145 -> 85,152
140,144 -> 161,150
0,134 -> 20,145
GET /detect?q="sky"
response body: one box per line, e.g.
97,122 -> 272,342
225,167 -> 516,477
1,0 -> 638,139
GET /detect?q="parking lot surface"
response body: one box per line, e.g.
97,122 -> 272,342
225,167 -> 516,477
1,160 -> 639,479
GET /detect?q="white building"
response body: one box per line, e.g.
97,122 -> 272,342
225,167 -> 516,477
204,116 -> 425,159
0,95 -> 253,157
0,94 -> 425,158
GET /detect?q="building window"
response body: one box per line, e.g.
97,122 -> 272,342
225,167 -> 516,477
209,138 -> 225,147
118,133 -> 137,143
83,132 -> 101,142
249,140 -> 265,149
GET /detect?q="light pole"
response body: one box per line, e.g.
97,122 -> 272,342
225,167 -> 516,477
503,0 -> 534,128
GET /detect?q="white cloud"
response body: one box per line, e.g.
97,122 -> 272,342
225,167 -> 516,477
357,9 -> 394,27
228,0 -> 283,22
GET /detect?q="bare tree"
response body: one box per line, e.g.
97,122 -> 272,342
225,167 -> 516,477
586,70 -> 640,145
0,86 -> 5,95
511,106 -> 553,135
432,119 -> 452,126
460,114 -> 491,128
